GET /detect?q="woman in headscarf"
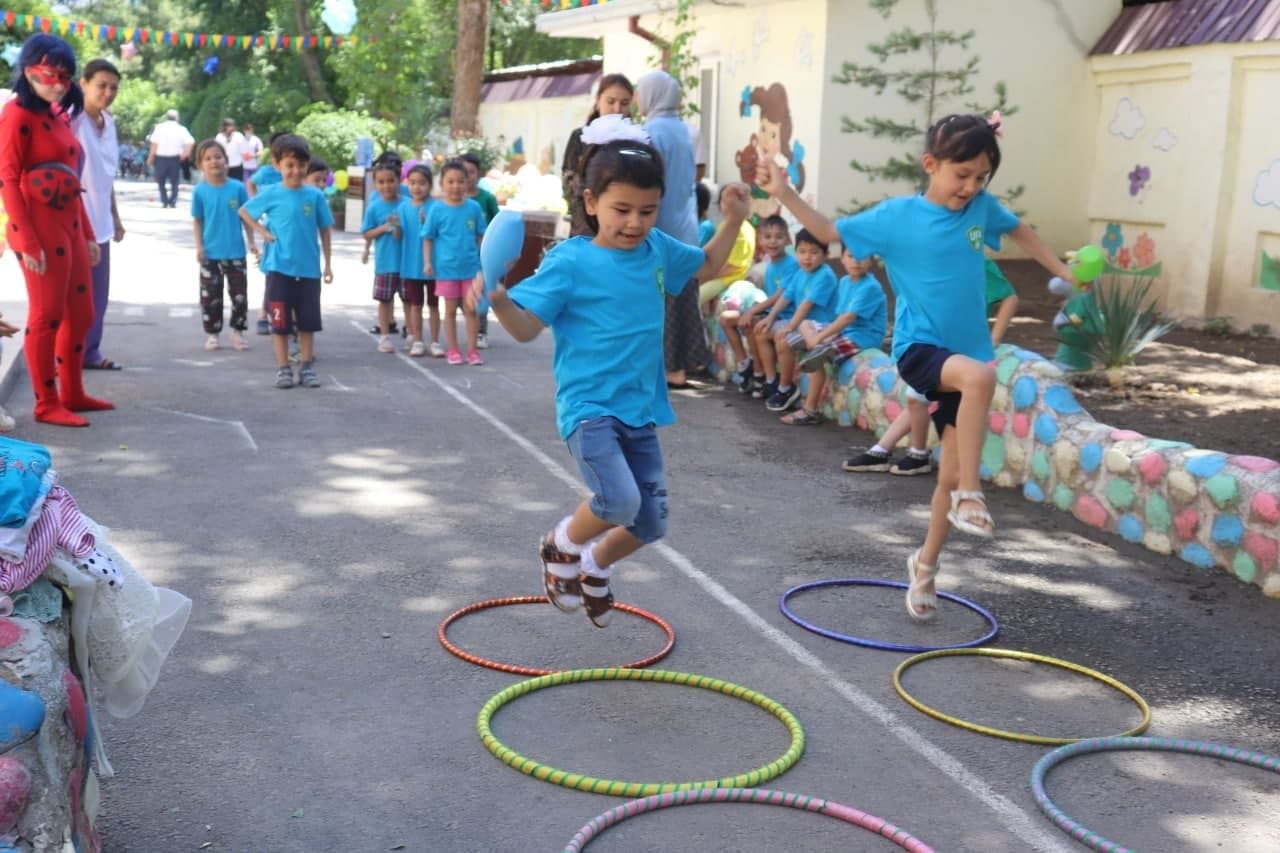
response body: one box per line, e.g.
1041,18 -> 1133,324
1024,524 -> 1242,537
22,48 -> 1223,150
0,34 -> 113,426
634,70 -> 709,389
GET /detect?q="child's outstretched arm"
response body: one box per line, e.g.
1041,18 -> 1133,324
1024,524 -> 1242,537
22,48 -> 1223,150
1008,223 -> 1075,284
755,159 -> 840,246
989,294 -> 1019,346
694,183 -> 750,283
466,275 -> 544,342
320,227 -> 333,283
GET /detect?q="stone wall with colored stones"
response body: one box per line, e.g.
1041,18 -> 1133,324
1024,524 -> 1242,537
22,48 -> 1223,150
0,615 -> 99,852
707,320 -> 1280,598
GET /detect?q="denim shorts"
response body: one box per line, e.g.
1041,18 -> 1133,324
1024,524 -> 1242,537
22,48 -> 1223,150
897,343 -> 961,433
565,416 -> 669,544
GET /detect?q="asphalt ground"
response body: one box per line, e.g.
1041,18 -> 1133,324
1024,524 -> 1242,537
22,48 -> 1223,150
1,182 -> 1276,852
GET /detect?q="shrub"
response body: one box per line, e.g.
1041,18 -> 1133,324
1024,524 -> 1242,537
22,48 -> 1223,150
1064,276 -> 1176,370
1203,316 -> 1233,336
1250,323 -> 1271,337
294,107 -> 396,171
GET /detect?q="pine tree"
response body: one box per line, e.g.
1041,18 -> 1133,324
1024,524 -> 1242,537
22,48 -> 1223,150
834,0 -> 1023,212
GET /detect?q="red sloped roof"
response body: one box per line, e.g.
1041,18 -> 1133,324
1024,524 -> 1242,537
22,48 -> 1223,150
1092,0 -> 1280,54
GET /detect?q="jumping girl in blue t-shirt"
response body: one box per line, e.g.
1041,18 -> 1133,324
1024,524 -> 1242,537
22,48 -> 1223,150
757,112 -> 1078,621
468,115 -> 750,628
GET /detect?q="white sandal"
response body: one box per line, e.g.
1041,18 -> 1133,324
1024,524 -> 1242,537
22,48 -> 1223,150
947,489 -> 995,538
905,549 -> 939,622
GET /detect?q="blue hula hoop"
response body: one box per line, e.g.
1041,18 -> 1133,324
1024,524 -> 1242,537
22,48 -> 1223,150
1031,736 -> 1280,852
779,578 -> 999,653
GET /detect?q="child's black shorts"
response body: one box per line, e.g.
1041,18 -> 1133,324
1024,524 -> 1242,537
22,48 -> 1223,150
266,272 -> 322,334
897,343 -> 961,434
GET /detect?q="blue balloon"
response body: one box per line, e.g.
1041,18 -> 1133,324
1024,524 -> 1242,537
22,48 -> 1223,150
202,55 -> 220,76
477,209 -> 524,315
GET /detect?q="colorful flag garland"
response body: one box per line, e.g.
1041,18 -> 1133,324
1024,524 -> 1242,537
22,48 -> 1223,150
0,9 -> 370,49
499,0 -> 620,8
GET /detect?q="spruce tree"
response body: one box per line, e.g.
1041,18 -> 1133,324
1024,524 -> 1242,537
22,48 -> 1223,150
834,0 -> 1024,212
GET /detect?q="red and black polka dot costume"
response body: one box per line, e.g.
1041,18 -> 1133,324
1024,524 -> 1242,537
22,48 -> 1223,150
0,98 -> 112,426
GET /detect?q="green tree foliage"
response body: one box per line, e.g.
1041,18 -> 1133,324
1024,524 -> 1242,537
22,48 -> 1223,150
834,0 -> 1023,212
487,2 -> 599,71
294,106 -> 394,169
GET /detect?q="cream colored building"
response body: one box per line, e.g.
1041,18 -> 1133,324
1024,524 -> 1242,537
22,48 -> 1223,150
477,58 -> 602,175
533,0 -> 1280,325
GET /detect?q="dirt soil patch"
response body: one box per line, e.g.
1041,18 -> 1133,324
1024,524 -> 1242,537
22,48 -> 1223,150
996,260 -> 1280,461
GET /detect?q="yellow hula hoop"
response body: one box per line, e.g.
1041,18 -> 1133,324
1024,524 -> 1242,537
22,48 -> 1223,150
892,648 -> 1151,746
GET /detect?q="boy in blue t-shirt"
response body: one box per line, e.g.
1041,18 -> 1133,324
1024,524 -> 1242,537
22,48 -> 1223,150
191,140 -> 254,353
781,246 -> 887,425
247,133 -> 286,335
754,229 -> 838,412
361,162 -> 404,353
733,216 -> 795,393
239,133 -> 334,390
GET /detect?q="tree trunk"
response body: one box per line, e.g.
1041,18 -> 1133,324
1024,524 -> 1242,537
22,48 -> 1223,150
294,0 -> 335,105
451,0 -> 488,135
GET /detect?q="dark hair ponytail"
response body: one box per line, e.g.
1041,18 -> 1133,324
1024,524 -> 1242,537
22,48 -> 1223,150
924,114 -> 1003,179
10,34 -> 84,117
579,139 -> 665,234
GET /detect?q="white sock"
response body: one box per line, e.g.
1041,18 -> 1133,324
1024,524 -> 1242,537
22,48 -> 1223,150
909,447 -> 929,457
871,444 -> 889,455
553,516 -> 582,555
580,545 -> 614,583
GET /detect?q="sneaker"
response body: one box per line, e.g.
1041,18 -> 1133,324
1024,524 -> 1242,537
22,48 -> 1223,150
731,358 -> 753,390
230,330 -> 250,351
842,449 -> 892,472
378,335 -> 396,354
765,384 -> 802,412
476,332 -> 489,350
540,533 -> 582,612
429,341 -> 446,358
204,334 -> 220,351
298,361 -> 322,388
256,317 -> 270,335
467,349 -> 484,366
446,348 -> 463,365
799,343 -> 834,373
579,574 -> 614,628
409,340 -> 426,357
752,376 -> 778,400
274,366 -> 294,389
891,452 -> 934,476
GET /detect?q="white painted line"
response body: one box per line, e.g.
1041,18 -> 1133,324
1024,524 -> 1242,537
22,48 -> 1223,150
355,316 -> 1071,852
168,307 -> 195,318
153,407 -> 258,453
122,306 -> 145,317
496,372 -> 523,390
329,375 -> 353,392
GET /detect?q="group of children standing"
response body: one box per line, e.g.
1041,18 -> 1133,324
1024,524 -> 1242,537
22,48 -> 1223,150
190,137 -> 495,387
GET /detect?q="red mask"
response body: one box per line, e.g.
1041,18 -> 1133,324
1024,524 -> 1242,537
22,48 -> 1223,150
27,64 -> 72,86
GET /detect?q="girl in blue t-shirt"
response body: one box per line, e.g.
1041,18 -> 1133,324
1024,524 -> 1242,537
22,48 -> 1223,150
467,118 -> 750,628
758,112 -> 1077,621
423,161 -> 487,365
396,165 -> 441,358
361,162 -> 404,353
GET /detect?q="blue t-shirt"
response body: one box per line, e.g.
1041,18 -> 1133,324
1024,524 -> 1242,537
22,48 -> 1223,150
775,264 -> 810,322
762,253 -> 799,298
360,197 -> 402,275
423,199 -> 486,280
511,230 -> 704,440
191,179 -> 248,261
795,264 -> 839,324
250,164 -> 281,189
836,190 -> 1018,362
240,185 -> 334,279
836,274 -> 889,351
396,199 -> 430,280
697,219 -> 715,247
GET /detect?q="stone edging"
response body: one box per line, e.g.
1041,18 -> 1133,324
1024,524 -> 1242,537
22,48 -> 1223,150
708,326 -> 1280,598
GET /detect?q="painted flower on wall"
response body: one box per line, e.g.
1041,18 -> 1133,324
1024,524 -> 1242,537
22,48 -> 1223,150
1117,247 -> 1133,269
1133,233 -> 1156,269
1128,164 -> 1151,197
1101,223 -> 1124,258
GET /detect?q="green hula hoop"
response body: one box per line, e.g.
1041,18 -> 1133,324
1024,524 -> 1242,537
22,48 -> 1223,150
893,648 -> 1150,746
476,667 -> 806,797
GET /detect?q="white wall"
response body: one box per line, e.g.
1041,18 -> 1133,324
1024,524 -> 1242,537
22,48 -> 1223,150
478,92 -> 597,174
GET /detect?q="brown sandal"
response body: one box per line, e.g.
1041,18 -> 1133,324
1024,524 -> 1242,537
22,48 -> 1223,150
540,533 -> 582,612
578,574 -> 614,628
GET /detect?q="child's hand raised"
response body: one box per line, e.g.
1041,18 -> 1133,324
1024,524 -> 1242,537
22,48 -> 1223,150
755,155 -> 789,198
719,182 -> 751,221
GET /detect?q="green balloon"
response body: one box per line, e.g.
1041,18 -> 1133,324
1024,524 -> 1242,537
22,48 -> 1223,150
1073,244 -> 1105,283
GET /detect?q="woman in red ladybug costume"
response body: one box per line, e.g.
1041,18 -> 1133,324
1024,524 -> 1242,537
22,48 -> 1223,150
0,34 -> 113,427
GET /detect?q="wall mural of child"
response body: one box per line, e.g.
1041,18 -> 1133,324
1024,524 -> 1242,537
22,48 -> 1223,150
736,83 -> 806,222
